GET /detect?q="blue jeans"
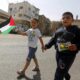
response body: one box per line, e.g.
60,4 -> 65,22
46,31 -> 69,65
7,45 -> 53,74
27,47 -> 37,61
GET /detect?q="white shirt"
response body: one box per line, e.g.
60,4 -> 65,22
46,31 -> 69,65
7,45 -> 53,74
26,28 -> 42,48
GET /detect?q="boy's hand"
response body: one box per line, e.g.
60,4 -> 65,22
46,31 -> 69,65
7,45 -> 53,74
15,28 -> 19,33
41,46 -> 47,52
68,44 -> 77,51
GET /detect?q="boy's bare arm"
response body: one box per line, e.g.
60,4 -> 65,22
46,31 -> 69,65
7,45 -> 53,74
39,37 -> 45,52
15,29 -> 27,36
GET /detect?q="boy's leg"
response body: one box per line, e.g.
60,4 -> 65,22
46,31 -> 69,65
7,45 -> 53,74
54,53 -> 76,80
54,59 -> 71,80
64,55 -> 76,80
17,59 -> 31,75
17,47 -> 33,75
65,72 -> 70,80
30,47 -> 40,71
22,60 -> 30,73
54,53 -> 65,80
54,64 -> 65,80
33,56 -> 39,68
32,56 -> 40,71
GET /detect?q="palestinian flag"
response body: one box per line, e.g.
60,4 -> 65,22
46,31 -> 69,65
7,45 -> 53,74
0,16 -> 16,34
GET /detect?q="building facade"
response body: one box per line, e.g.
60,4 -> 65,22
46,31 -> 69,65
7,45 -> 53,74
8,1 -> 39,21
8,1 -> 39,31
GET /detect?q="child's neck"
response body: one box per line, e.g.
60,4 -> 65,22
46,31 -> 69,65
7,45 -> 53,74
32,27 -> 37,29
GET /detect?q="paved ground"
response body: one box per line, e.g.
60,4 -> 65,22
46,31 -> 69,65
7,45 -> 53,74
0,34 -> 80,80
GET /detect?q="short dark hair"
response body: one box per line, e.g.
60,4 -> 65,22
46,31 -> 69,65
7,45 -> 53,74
62,12 -> 73,19
32,18 -> 39,23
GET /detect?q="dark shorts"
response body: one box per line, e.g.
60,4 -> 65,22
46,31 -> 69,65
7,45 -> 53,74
27,47 -> 37,61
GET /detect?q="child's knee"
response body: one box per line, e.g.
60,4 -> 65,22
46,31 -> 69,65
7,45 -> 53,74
26,57 -> 31,62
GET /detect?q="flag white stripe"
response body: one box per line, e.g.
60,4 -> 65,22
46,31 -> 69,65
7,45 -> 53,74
0,24 -> 11,32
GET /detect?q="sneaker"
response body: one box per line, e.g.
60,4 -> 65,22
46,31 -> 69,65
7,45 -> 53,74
17,70 -> 25,76
32,67 -> 40,72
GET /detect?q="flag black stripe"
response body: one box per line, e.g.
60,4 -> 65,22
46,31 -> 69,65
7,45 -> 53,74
0,16 -> 11,28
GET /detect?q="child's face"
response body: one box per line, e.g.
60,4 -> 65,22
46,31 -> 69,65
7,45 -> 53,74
61,15 -> 73,27
30,19 -> 38,28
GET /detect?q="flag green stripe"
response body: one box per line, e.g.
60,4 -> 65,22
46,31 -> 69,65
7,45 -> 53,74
2,26 -> 15,34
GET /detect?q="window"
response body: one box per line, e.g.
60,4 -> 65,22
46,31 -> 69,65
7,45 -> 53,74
19,6 -> 23,9
35,13 -> 38,16
24,14 -> 31,19
9,8 -> 12,11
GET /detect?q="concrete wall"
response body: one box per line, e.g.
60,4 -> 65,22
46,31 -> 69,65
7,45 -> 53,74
0,9 -> 10,23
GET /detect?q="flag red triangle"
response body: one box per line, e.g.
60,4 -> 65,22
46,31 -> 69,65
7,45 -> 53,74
9,16 -> 15,26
